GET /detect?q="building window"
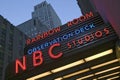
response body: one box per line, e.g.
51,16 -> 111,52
8,55 -> 12,63
0,52 -> 4,60
35,33 -> 37,35
0,25 -> 7,30
34,27 -> 36,30
33,19 -> 36,26
35,6 -> 37,10
0,67 -> 3,76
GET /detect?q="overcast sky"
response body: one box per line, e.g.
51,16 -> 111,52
0,0 -> 82,26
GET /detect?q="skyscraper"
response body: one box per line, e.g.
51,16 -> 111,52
32,1 -> 61,29
17,18 -> 49,38
17,1 -> 62,38
0,15 -> 27,80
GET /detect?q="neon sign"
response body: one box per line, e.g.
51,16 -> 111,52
27,23 -> 96,54
67,28 -> 110,49
5,12 -> 117,79
15,43 -> 62,74
26,27 -> 61,45
26,12 -> 94,45
15,27 -> 111,74
67,11 -> 93,27
15,12 -> 113,74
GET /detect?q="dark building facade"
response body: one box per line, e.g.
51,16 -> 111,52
77,0 -> 120,38
91,0 -> 120,38
5,12 -> 120,80
77,0 -> 120,67
0,15 -> 28,80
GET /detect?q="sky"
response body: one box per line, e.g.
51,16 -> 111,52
0,0 -> 82,26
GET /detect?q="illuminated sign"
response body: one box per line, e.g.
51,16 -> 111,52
67,28 -> 109,49
10,12 -> 116,75
27,23 -> 96,54
17,12 -> 104,74
16,26 -> 113,74
26,27 -> 61,45
26,12 -> 94,45
15,43 -> 62,74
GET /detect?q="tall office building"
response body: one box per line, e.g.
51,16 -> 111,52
17,1 -> 62,38
17,18 -> 49,38
0,15 -> 27,80
32,1 -> 61,29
